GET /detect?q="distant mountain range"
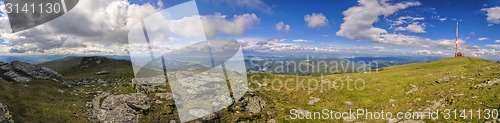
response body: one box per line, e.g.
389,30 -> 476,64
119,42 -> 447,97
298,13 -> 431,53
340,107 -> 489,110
346,56 -> 444,69
0,53 -> 448,76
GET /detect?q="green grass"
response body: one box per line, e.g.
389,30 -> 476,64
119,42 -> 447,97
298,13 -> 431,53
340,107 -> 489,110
242,57 -> 500,122
0,80 -> 88,123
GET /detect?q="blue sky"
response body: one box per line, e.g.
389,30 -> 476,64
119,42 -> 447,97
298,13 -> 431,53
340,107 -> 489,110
0,0 -> 498,59
144,0 -> 499,58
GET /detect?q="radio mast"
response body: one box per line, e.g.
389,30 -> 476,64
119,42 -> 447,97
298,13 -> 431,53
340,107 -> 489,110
455,21 -> 459,57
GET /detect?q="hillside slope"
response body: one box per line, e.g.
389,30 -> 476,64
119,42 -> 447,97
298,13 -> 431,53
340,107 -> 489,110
249,57 -> 500,122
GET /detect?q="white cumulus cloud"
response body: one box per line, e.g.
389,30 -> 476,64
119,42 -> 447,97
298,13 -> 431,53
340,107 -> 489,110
394,22 -> 426,33
0,0 -> 260,54
275,21 -> 290,32
304,13 -> 328,28
483,6 -> 500,24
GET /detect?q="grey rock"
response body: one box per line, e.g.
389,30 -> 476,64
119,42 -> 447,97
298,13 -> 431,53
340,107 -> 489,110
99,104 -> 139,123
155,93 -> 173,101
96,70 -> 110,75
189,108 -> 210,118
3,71 -> 31,82
245,96 -> 267,113
307,97 -> 320,105
435,76 -> 457,83
344,101 -> 353,105
89,93 -> 152,123
474,78 -> 500,88
0,103 -> 14,123
101,93 -> 151,111
132,76 -> 166,93
0,62 -> 7,66
201,113 -> 217,121
267,119 -> 276,123
0,61 -> 62,82
406,84 -> 418,95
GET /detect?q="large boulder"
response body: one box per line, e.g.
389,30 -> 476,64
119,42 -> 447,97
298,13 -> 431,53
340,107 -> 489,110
0,61 -> 63,82
0,103 -> 14,123
89,93 -> 152,123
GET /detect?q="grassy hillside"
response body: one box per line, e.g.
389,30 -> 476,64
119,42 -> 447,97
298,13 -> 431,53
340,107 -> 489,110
0,56 -> 136,122
248,57 -> 500,122
39,56 -> 134,78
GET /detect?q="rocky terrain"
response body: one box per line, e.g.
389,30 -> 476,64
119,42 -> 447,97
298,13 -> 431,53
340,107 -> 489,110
0,56 -> 274,123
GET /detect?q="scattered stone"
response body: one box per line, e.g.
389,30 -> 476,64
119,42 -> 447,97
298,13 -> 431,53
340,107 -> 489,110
96,70 -> 110,75
267,119 -> 276,123
245,96 -> 267,113
307,97 -> 320,105
97,79 -> 107,84
0,103 -> 14,123
473,78 -> 500,88
155,100 -> 163,104
435,76 -> 457,83
389,99 -> 396,102
257,83 -> 268,87
155,93 -> 173,101
132,76 -> 166,93
406,84 -> 418,95
344,101 -> 353,106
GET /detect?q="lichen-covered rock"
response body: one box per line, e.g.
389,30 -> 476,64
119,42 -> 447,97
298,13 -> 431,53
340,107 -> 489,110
0,103 -> 14,123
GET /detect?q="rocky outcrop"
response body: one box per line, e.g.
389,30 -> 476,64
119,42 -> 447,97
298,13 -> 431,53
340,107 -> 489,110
245,96 -> 267,113
0,103 -> 14,123
0,61 -> 63,82
89,93 -> 152,123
